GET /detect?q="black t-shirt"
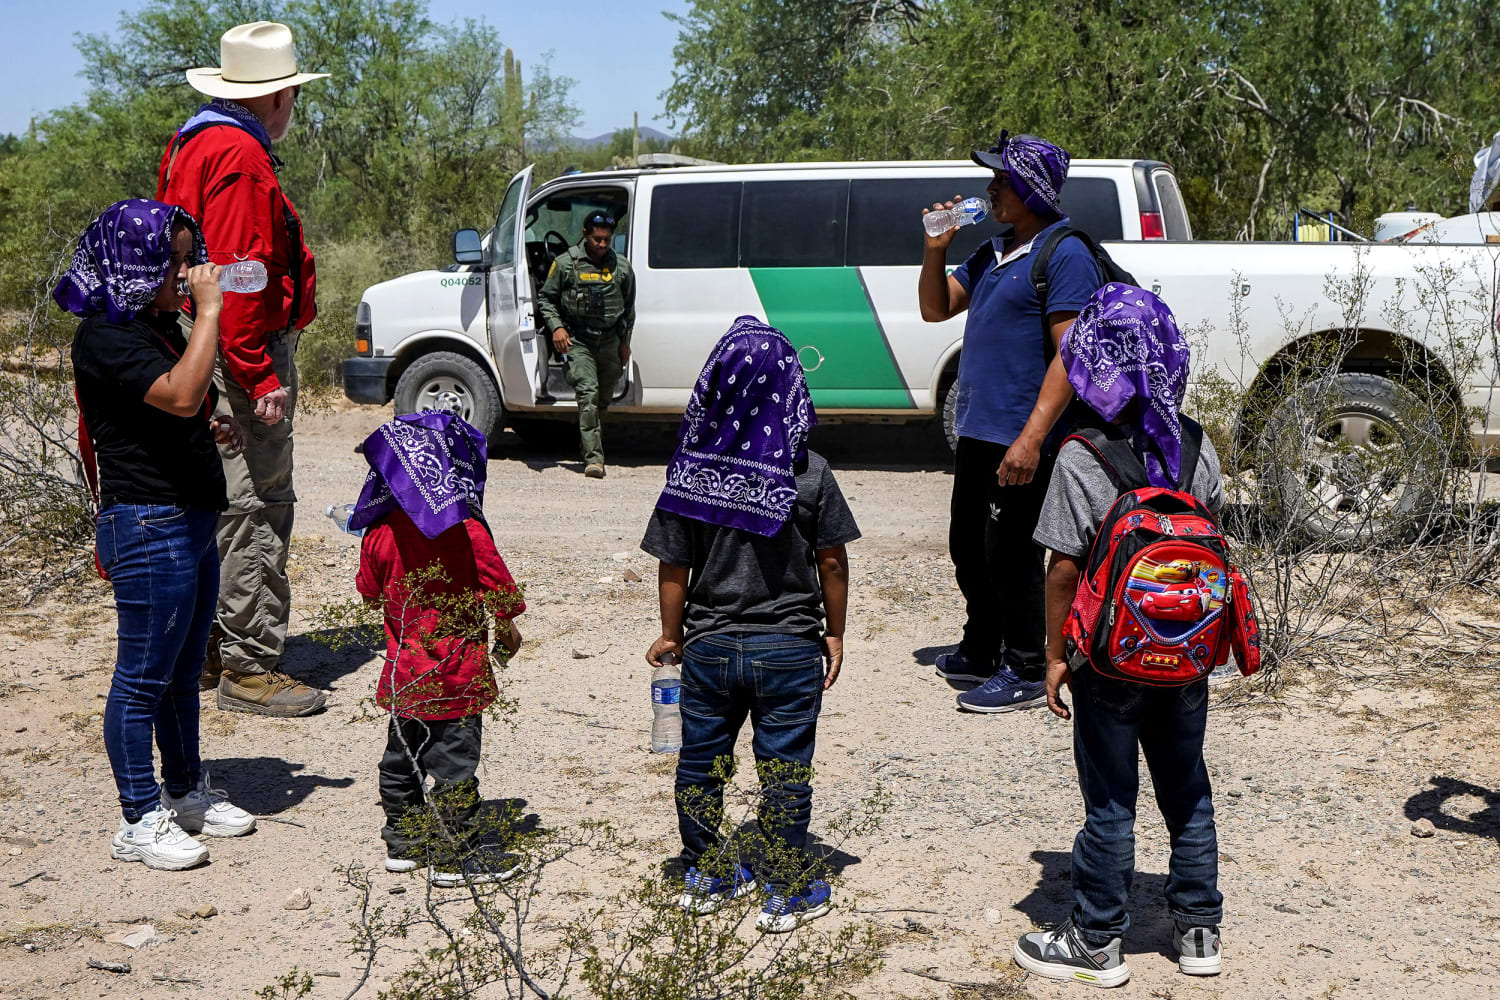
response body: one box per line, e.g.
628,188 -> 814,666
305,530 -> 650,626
71,311 -> 227,512
640,451 -> 861,644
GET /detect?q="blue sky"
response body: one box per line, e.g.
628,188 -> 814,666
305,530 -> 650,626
0,0 -> 690,138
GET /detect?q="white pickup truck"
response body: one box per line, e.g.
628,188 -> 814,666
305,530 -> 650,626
343,158 -> 1500,535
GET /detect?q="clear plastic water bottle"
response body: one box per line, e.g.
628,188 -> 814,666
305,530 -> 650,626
923,196 -> 991,237
651,654 -> 683,753
220,259 -> 268,293
178,259 -> 268,298
326,503 -> 364,537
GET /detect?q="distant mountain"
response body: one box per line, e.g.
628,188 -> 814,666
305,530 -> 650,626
568,125 -> 674,150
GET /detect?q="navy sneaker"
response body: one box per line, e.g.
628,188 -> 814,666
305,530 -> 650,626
935,649 -> 994,683
956,666 -> 1047,713
757,879 -> 832,933
677,864 -> 756,915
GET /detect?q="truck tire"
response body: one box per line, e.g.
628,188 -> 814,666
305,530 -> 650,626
393,351 -> 502,439
938,370 -> 959,453
1255,372 -> 1445,548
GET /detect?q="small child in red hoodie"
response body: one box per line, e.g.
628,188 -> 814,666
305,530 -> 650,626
350,413 -> 525,886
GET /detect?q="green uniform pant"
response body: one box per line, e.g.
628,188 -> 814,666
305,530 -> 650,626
212,332 -> 299,676
565,335 -> 623,467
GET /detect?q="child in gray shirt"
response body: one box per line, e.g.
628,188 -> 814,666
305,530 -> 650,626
1012,284 -> 1227,989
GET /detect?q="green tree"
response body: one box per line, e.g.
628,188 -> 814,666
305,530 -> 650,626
662,0 -> 1500,240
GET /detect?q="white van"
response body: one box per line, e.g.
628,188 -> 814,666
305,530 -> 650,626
342,157 -> 1191,445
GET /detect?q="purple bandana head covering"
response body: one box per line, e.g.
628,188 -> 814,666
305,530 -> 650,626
52,199 -> 208,324
348,412 -> 489,540
656,315 -> 816,537
1062,283 -> 1192,489
972,130 -> 1070,219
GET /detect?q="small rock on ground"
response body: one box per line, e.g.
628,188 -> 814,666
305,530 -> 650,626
283,888 -> 312,911
1411,818 -> 1436,838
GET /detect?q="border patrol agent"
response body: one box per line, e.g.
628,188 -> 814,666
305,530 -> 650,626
538,211 -> 636,478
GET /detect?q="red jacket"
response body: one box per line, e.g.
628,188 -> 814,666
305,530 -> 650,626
156,124 -> 317,400
356,510 -> 525,721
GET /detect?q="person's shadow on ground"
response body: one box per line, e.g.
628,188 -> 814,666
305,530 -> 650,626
1404,776 -> 1500,844
285,626 -> 381,688
206,756 -> 356,816
1014,850 -> 1178,960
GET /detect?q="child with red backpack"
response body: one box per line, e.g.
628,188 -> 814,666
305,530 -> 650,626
1012,284 -> 1259,988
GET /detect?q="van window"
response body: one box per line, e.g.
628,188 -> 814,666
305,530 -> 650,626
649,182 -> 741,269
491,171 -> 527,268
1058,178 -> 1124,242
847,178 -> 993,267
1152,171 -> 1193,240
525,189 -> 630,253
740,180 -> 848,267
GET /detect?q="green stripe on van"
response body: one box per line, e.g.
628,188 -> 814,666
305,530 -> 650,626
749,267 -> 915,409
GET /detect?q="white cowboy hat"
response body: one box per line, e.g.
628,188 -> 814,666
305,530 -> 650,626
186,22 -> 329,99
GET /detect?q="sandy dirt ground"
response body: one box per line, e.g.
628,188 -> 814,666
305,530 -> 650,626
0,405 -> 1497,1000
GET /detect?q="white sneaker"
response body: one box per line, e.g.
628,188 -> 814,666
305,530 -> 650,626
111,807 -> 209,871
161,772 -> 256,837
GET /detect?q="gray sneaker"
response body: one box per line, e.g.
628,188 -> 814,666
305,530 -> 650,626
1173,922 -> 1221,976
1013,918 -> 1130,988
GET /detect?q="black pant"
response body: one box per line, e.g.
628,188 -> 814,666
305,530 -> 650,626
948,436 -> 1052,679
379,714 -> 482,857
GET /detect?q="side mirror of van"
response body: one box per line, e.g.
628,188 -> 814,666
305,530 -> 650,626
453,229 -> 484,266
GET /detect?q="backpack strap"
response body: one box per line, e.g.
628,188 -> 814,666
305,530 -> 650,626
1067,418 -> 1206,494
1176,416 -> 1204,494
1064,424 -> 1150,493
1030,226 -> 1079,359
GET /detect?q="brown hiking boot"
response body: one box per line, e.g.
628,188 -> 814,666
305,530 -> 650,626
216,670 -> 327,717
584,464 -> 606,479
199,628 -> 226,692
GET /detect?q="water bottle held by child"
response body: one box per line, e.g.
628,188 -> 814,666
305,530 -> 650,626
177,259 -> 268,297
326,503 -> 364,537
651,654 -> 683,754
923,197 -> 991,238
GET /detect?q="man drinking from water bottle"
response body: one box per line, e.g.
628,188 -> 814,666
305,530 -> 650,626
917,131 -> 1101,714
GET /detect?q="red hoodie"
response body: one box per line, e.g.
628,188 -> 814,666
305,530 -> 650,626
156,123 -> 317,400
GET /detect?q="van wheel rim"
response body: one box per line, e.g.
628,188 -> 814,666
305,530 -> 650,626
417,377 -> 472,422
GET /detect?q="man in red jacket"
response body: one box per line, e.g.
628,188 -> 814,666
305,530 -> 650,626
157,21 -> 328,716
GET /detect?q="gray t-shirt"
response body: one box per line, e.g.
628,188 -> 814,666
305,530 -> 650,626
640,451 -> 861,644
1034,436 -> 1226,558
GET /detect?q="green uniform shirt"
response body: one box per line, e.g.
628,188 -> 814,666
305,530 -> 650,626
537,243 -> 636,344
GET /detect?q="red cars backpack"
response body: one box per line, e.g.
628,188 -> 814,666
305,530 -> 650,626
1063,418 -> 1262,686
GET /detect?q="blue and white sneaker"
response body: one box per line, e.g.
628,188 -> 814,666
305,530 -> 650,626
678,864 -> 756,915
935,649 -> 994,684
956,666 -> 1047,713
756,879 -> 832,933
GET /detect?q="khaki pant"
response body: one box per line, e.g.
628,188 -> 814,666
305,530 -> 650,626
212,332 -> 298,675
565,335 -> 623,467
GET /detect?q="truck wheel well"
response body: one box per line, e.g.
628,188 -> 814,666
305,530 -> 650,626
390,339 -> 499,396
1232,329 -> 1468,461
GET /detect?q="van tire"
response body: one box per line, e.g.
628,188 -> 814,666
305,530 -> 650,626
1255,372 -> 1444,548
393,351 -> 502,439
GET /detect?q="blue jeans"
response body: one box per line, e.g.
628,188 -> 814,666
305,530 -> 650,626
1069,668 -> 1223,944
98,504 -> 220,822
677,632 -> 823,891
